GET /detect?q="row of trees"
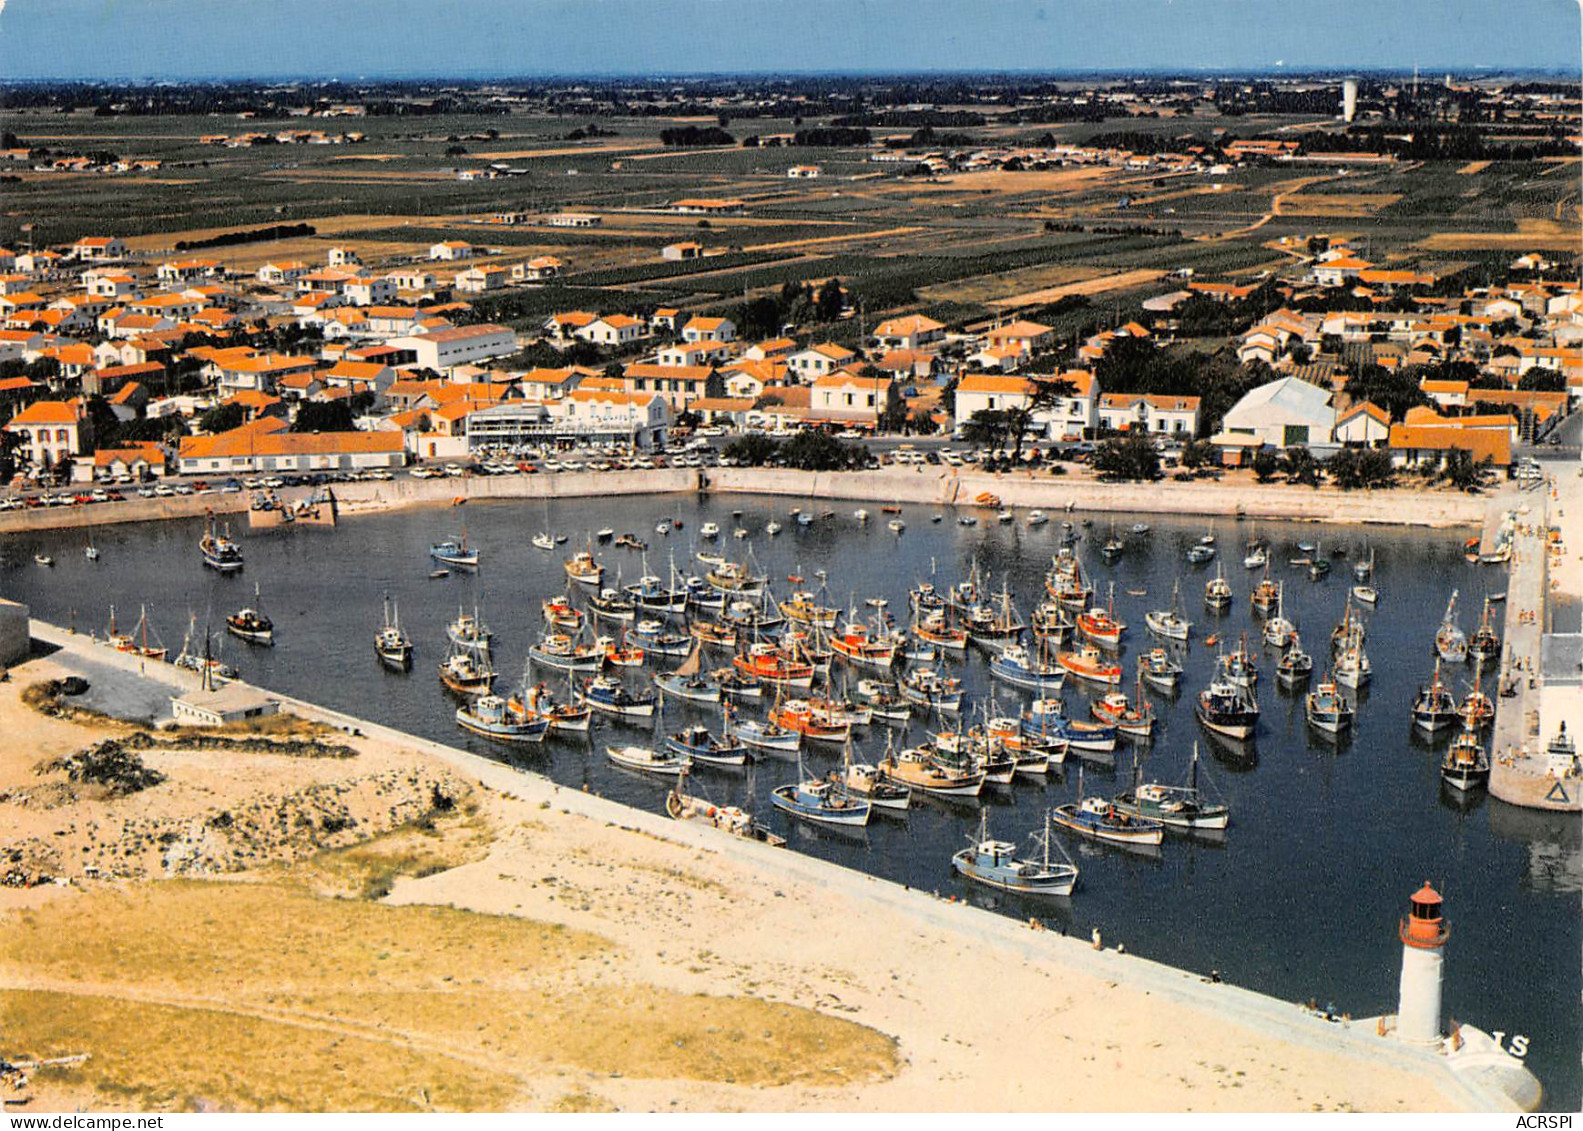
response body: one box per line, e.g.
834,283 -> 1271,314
1093,434 -> 1494,493
721,431 -> 871,472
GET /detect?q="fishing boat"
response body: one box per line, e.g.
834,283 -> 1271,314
1204,563 -> 1232,610
1459,657 -> 1493,729
1411,661 -> 1458,732
1112,746 -> 1229,831
1243,544 -> 1268,569
1352,584 -> 1379,606
733,641 -> 813,688
1186,543 -> 1215,565
1333,634 -> 1371,690
845,759 -> 912,811
764,520 -> 783,536
1100,522 -> 1125,560
781,590 -> 839,629
984,715 -> 1064,772
225,583 -> 274,645
1052,769 -> 1165,847
631,619 -> 692,657
1092,668 -> 1156,738
666,723 -> 748,768
374,595 -> 413,670
429,531 -> 478,569
689,620 -> 738,650
666,771 -> 786,845
1441,724 -> 1490,793
580,675 -> 657,719
614,532 -> 647,551
684,576 -> 726,612
1307,543 -> 1331,580
705,559 -> 766,596
174,617 -> 237,685
933,727 -> 1015,786
564,550 -> 604,587
707,666 -> 763,701
532,532 -> 556,552
915,609 -> 970,651
989,643 -> 1067,692
1262,585 -> 1294,648
1305,675 -> 1355,734
721,596 -> 784,636
1215,635 -> 1258,690
542,595 -> 585,633
624,569 -> 688,614
854,679 -> 912,722
429,569 -> 450,580
456,694 -> 550,743
1139,648 -> 1183,692
829,619 -> 897,670
438,645 -> 495,696
34,553 -> 54,567
1468,597 -> 1501,662
733,715 -> 801,755
1353,547 -> 1375,582
1021,705 -> 1115,757
1249,566 -> 1280,615
84,539 -> 99,561
1057,643 -> 1123,686
200,515 -> 244,572
105,605 -> 168,661
1196,677 -> 1259,740
597,527 -> 615,543
887,518 -> 906,534
1144,580 -> 1191,642
655,519 -> 672,536
879,742 -> 984,797
1276,637 -> 1313,688
1047,552 -> 1094,610
1435,590 -> 1468,664
899,668 -> 964,714
507,681 -> 592,733
446,607 -> 493,650
1076,583 -> 1126,647
699,522 -> 721,540
954,811 -> 1078,896
528,632 -> 603,671
607,742 -> 689,776
770,698 -> 850,743
1331,598 -> 1367,656
1030,601 -> 1073,643
960,584 -> 1025,646
771,770 -> 870,828
601,633 -> 645,667
588,586 -> 637,623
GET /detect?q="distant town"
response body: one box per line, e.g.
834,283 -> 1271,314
0,73 -> 1576,495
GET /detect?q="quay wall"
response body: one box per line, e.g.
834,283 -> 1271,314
20,616 -> 1533,1114
706,467 -> 1488,527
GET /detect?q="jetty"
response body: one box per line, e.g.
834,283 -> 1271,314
1489,461 -> 1582,812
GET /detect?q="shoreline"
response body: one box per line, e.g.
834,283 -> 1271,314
0,465 -> 1492,536
9,617 -> 1545,1113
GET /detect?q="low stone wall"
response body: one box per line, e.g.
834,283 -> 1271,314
0,468 -> 701,534
0,597 -> 29,670
705,466 -> 1489,528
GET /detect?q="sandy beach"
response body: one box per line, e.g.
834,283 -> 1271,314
0,633 -> 1480,1113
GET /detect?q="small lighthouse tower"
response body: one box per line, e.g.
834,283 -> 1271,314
1396,881 -> 1449,1045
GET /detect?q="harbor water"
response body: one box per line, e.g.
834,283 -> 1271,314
3,492 -> 1578,1107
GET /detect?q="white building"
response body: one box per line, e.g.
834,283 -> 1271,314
464,390 -> 671,450
577,314 -> 645,347
787,343 -> 857,380
1220,376 -> 1336,448
953,372 -> 1097,440
390,324 -> 517,371
1097,393 -> 1200,437
429,241 -> 473,261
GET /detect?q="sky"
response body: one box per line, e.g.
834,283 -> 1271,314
0,0 -> 1578,80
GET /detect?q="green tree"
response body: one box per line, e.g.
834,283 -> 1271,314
1440,450 -> 1494,492
1180,438 -> 1216,471
1327,447 -> 1396,490
782,430 -> 861,471
198,402 -> 245,435
815,279 -> 845,321
1251,449 -> 1281,483
723,434 -> 780,466
292,401 -> 355,433
1280,445 -> 1322,487
0,429 -> 22,484
961,409 -> 1011,452
1091,434 -> 1161,481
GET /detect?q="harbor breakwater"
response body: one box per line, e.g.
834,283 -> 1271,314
0,465 -> 1488,536
18,618 -> 1545,1113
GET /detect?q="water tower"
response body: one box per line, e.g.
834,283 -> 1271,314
1342,78 -> 1359,123
1396,880 -> 1448,1044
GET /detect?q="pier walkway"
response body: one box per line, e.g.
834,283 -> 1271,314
1489,461 -> 1582,812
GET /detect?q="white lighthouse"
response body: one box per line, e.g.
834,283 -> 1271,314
1342,78 -> 1359,123
1396,881 -> 1448,1044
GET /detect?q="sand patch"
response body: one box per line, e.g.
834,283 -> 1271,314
988,267 -> 1166,309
